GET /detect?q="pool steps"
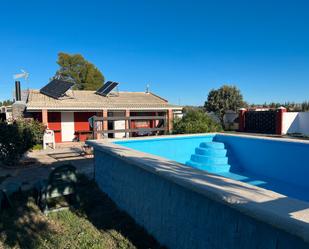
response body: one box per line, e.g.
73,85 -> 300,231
186,141 -> 231,173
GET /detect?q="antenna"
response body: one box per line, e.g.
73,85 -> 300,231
13,69 -> 30,89
146,83 -> 150,93
13,69 -> 29,80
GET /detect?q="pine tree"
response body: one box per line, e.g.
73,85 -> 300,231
55,52 -> 105,90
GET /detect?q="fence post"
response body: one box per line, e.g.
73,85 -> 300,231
238,108 -> 247,132
276,107 -> 287,135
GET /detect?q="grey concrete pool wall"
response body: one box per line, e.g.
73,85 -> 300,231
87,134 -> 309,249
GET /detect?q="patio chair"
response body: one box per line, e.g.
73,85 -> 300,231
35,164 -> 80,214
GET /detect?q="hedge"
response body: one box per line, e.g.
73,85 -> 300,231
0,119 -> 44,166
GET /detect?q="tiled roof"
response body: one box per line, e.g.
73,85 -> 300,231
26,90 -> 181,110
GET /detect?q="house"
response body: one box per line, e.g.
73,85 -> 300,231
21,80 -> 182,143
0,105 -> 12,121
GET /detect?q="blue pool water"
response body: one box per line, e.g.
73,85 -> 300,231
115,134 -> 309,202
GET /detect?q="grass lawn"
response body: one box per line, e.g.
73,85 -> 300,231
0,176 -> 164,249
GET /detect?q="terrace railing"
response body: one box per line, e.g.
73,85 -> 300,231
91,115 -> 168,139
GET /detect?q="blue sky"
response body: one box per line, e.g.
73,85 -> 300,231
0,0 -> 308,105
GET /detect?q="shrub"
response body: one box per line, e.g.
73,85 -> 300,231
173,109 -> 222,134
32,144 -> 43,150
0,119 -> 44,166
18,119 -> 45,145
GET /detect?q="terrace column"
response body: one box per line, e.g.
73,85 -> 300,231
238,108 -> 247,132
103,109 -> 108,138
276,107 -> 287,135
95,111 -> 102,139
125,109 -> 130,138
167,109 -> 173,133
42,109 -> 48,127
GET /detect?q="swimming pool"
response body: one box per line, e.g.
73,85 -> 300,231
115,134 -> 309,202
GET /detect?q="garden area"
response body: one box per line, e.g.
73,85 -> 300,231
0,176 -> 164,249
0,119 -> 162,249
0,119 -> 44,166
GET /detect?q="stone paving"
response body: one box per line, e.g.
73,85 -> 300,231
0,146 -> 94,191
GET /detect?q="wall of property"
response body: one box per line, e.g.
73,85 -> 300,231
283,112 -> 309,135
282,112 -> 299,134
93,148 -> 309,249
298,112 -> 309,135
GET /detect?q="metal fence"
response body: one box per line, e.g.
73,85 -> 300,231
244,110 -> 277,134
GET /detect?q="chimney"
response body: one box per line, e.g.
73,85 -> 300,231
15,81 -> 21,101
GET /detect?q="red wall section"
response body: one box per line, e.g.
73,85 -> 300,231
130,112 -> 155,129
48,112 -> 62,143
74,112 -> 96,141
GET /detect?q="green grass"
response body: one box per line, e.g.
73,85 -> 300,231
31,144 -> 43,151
0,177 -> 164,249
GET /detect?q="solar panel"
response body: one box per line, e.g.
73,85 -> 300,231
96,81 -> 113,94
96,81 -> 119,96
40,79 -> 74,99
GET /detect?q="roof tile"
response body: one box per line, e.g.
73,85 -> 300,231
26,90 -> 181,110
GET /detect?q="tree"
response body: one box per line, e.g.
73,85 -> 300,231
301,101 -> 309,111
0,99 -> 13,106
173,109 -> 222,134
54,52 -> 105,90
204,85 -> 245,124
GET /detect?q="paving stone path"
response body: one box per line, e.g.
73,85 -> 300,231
0,147 -> 94,191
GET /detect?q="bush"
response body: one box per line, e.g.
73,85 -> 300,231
32,144 -> 43,150
173,109 -> 222,134
0,119 -> 44,166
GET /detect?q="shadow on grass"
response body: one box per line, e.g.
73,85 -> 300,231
74,175 -> 165,249
0,174 -> 11,185
0,175 -> 164,249
0,192 -> 59,249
